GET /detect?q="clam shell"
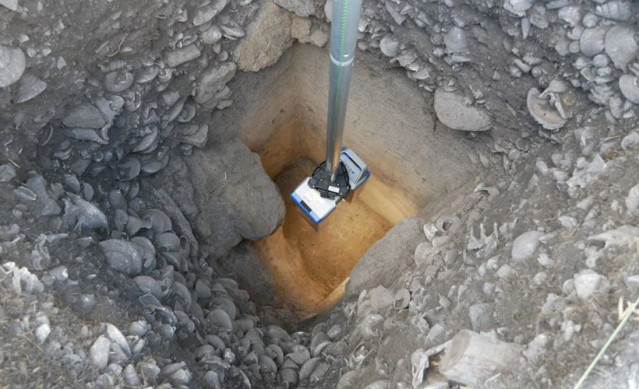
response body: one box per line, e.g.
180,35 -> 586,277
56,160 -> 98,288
207,308 -> 233,331
604,25 -> 638,70
580,26 -> 608,57
104,71 -> 134,93
141,208 -> 172,234
106,323 -> 131,357
619,75 -> 639,104
595,1 -> 632,22
133,127 -> 159,153
98,239 -> 143,275
134,276 -> 164,300
379,35 -> 399,57
130,236 -> 156,269
117,158 -> 141,181
136,65 -> 159,84
156,231 -> 180,251
526,88 -> 567,130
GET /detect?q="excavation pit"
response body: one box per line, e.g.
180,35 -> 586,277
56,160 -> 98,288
218,44 -> 480,318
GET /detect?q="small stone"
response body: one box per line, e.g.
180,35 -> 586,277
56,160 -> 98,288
511,231 -> 543,261
574,269 -> 607,300
434,88 -> 492,132
0,164 -> 16,182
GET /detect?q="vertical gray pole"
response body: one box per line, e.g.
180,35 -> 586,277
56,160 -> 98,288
325,0 -> 363,181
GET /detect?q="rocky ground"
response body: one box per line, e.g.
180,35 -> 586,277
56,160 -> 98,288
1,0 -> 639,388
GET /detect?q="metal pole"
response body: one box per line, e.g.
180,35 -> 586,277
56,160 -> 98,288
325,0 -> 362,181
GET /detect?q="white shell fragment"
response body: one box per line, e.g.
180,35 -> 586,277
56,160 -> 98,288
604,25 -> 638,70
13,74 -> 46,103
511,231 -> 543,261
98,239 -> 143,275
0,45 -> 26,88
619,75 -> 639,104
526,88 -> 567,130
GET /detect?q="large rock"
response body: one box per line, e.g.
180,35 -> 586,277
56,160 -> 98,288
0,45 -> 25,88
346,218 -> 424,297
185,139 -> 285,259
434,88 -> 492,132
234,0 -> 293,72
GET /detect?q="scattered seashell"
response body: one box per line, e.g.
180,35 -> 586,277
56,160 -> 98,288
193,0 -> 229,26
13,74 -> 46,103
511,231 -> 544,261
178,100 -> 197,123
63,194 -> 108,230
379,35 -> 399,57
622,131 -> 639,150
106,323 -> 131,357
104,70 -> 134,93
604,25 -> 638,70
164,45 -> 201,68
34,323 -> 51,343
136,65 -> 159,84
503,0 -> 534,17
364,380 -> 390,389
181,124 -> 208,148
63,103 -> 108,129
443,27 -> 467,54
123,364 -> 141,387
595,1 -> 632,22
141,208 -> 172,234
133,127 -> 159,153
0,45 -> 25,87
89,335 -> 111,369
202,25 -> 223,45
526,88 -> 567,130
98,239 -> 143,275
393,288 -> 411,309
619,75 -> 639,104
207,308 -> 233,331
580,26 -> 608,57
0,164 -> 16,183
117,158 -> 141,181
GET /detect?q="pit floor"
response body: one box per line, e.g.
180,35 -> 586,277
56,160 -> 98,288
254,157 -> 391,318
